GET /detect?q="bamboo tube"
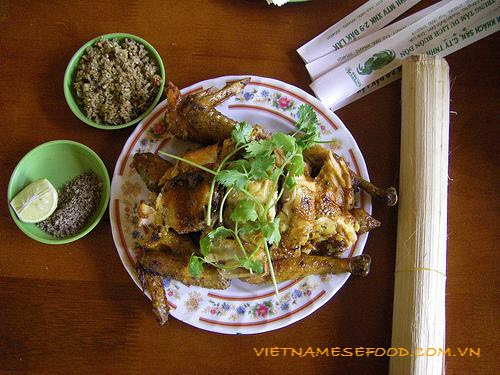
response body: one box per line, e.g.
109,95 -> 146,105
389,55 -> 450,375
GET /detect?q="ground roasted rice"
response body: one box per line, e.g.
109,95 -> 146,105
74,38 -> 162,125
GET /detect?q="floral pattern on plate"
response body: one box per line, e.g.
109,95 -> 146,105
198,280 -> 319,321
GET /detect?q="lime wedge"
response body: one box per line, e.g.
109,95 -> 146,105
10,178 -> 58,223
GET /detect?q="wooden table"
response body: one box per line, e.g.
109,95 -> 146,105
1,1 -> 498,373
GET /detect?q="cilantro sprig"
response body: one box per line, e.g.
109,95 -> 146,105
294,105 -> 321,149
161,105 -> 321,297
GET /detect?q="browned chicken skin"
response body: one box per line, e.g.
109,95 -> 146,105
137,270 -> 170,325
164,79 -> 250,144
138,249 -> 230,290
243,254 -> 371,284
140,226 -> 199,257
158,169 -> 218,234
133,153 -> 172,194
305,144 -> 397,207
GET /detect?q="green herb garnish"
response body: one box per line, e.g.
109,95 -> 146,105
165,104 -> 321,297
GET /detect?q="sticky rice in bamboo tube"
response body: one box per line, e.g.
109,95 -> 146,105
389,55 -> 450,375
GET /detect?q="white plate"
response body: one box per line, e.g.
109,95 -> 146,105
110,75 -> 371,334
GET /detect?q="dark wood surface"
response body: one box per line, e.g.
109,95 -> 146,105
1,1 -> 498,374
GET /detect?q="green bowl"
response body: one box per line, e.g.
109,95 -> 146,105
64,33 -> 165,130
7,140 -> 111,244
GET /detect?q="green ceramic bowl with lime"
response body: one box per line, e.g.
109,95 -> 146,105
7,140 -> 111,244
64,33 -> 165,130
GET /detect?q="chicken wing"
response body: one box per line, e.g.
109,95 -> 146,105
164,79 -> 250,144
350,171 -> 398,206
304,145 -> 397,206
137,269 -> 170,325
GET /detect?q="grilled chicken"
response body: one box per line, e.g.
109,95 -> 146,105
137,270 -> 170,325
276,175 -> 317,259
276,147 -> 360,258
243,254 -> 371,284
131,80 -> 397,324
133,153 -> 172,194
157,169 -> 218,234
206,238 -> 267,279
224,179 -> 278,228
306,144 -> 397,206
164,79 -> 250,144
351,208 -> 381,234
140,226 -> 199,257
158,143 -> 220,187
139,249 -> 230,290
136,144 -> 223,234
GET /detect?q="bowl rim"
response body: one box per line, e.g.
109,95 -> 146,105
7,139 -> 111,245
63,32 -> 166,130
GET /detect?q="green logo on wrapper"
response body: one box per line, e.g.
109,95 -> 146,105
357,50 -> 396,75
345,67 -> 362,87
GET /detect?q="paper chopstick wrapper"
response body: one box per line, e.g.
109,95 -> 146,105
331,8 -> 500,110
389,54 -> 449,375
309,0 -> 499,109
306,0 -> 452,80
297,0 -> 422,63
